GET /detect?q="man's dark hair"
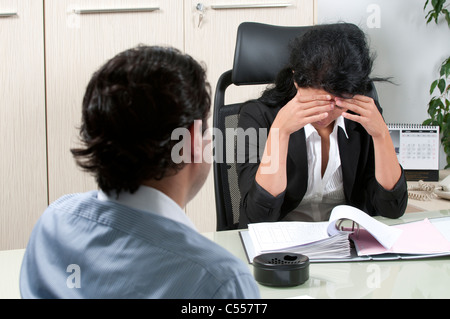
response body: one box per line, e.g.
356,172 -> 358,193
71,46 -> 211,195
260,23 -> 384,107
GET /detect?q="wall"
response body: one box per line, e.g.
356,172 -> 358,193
318,0 -> 450,168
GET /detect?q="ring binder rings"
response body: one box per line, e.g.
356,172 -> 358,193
337,219 -> 360,238
388,123 -> 440,181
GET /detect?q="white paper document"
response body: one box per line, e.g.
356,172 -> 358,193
245,205 -> 404,262
326,205 -> 403,249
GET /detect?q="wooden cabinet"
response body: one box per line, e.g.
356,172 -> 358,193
45,0 -> 184,205
1,0 -> 315,250
0,0 -> 47,250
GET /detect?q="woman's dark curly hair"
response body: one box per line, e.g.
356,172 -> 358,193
71,46 -> 211,195
260,23 -> 384,107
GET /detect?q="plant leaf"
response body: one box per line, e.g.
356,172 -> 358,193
444,58 -> 450,78
438,78 -> 446,94
432,0 -> 445,13
437,98 -> 445,111
430,79 -> 439,94
428,98 -> 439,117
444,9 -> 450,27
437,111 -> 444,125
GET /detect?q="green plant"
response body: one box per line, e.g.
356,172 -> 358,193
423,0 -> 450,168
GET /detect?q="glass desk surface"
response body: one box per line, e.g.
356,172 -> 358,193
204,209 -> 450,299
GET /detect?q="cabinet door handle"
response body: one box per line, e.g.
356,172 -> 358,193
0,12 -> 17,17
210,3 -> 292,10
72,7 -> 160,15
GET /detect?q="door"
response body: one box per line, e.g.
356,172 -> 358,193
0,0 -> 47,250
45,0 -> 184,203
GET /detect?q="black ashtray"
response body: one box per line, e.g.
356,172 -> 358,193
253,253 -> 309,287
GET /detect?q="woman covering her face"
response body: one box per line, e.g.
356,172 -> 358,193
236,23 -> 407,228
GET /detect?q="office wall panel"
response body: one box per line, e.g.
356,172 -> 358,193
45,0 -> 184,204
0,0 -> 47,250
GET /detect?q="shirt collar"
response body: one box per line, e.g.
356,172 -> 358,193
304,116 -> 349,139
97,186 -> 197,231
335,116 -> 349,139
304,123 -> 316,139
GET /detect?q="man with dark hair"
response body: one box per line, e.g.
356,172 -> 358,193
20,46 -> 260,299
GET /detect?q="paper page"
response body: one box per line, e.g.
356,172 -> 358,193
327,205 -> 403,249
281,233 -> 351,259
353,219 -> 450,256
248,221 -> 329,252
240,230 -> 350,263
431,217 -> 450,242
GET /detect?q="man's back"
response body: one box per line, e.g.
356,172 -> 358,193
20,191 -> 260,299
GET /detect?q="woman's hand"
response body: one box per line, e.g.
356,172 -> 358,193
336,95 -> 402,190
336,95 -> 389,139
255,91 -> 333,197
272,90 -> 334,137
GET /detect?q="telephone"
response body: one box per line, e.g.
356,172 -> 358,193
435,175 -> 450,200
408,175 -> 450,201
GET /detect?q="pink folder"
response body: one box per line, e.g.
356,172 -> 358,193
351,219 -> 450,256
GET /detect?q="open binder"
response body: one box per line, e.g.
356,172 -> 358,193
240,205 -> 450,263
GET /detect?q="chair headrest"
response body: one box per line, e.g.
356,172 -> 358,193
232,22 -> 310,85
231,22 -> 379,101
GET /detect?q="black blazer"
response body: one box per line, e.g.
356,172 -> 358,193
236,99 -> 408,228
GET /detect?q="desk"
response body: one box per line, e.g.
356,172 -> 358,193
0,249 -> 24,299
406,170 -> 450,213
2,210 -> 450,299
204,209 -> 450,299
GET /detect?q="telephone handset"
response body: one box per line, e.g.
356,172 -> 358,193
408,175 -> 450,201
434,175 -> 450,200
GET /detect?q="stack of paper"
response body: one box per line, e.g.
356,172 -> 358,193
247,221 -> 351,260
278,233 -> 351,260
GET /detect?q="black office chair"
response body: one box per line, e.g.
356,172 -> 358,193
213,22 -> 380,231
213,22 -> 312,231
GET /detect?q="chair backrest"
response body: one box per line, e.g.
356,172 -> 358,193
213,22 -> 379,231
213,22 -> 311,231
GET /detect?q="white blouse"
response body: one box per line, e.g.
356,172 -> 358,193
283,116 -> 349,222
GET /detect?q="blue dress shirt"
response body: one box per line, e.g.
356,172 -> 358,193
20,189 -> 260,299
